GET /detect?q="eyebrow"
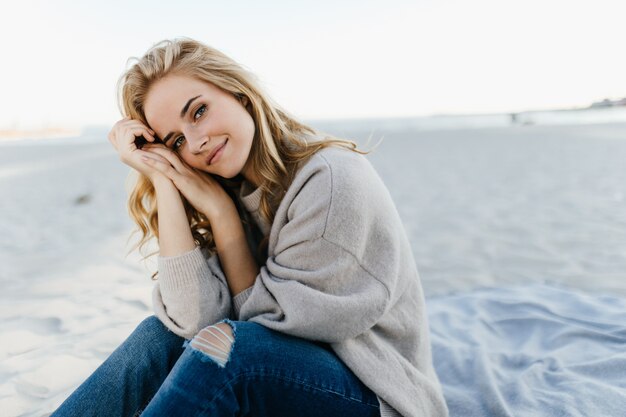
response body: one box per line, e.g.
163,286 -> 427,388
160,95 -> 202,145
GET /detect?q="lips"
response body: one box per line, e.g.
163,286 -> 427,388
205,138 -> 228,165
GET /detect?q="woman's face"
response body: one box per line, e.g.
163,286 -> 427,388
144,74 -> 257,184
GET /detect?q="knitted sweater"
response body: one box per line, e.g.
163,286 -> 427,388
152,146 -> 449,417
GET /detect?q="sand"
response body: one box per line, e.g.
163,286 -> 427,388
2,122 -> 626,416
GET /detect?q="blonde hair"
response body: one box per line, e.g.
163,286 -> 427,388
117,37 -> 378,279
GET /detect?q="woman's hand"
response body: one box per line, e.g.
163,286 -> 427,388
107,117 -> 166,182
139,145 -> 234,221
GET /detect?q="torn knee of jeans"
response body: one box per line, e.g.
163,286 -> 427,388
189,322 -> 234,368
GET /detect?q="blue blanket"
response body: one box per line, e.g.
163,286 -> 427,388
427,284 -> 626,416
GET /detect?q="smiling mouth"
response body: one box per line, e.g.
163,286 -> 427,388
206,138 -> 228,165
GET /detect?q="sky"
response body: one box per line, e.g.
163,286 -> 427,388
1,0 -> 626,130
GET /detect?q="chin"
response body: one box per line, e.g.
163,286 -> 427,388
214,165 -> 243,180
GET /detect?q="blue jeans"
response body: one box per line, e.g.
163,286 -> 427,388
51,316 -> 381,416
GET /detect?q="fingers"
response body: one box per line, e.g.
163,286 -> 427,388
108,117 -> 157,153
122,126 -> 156,154
137,149 -> 178,179
142,146 -> 187,173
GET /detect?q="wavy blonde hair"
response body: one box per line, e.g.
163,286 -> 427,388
117,37 -> 379,279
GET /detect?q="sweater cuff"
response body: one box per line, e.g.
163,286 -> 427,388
378,396 -> 400,417
157,246 -> 210,292
232,285 -> 254,318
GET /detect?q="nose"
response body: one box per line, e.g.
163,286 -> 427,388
186,130 -> 209,154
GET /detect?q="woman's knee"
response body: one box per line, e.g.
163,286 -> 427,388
113,316 -> 186,369
189,322 -> 235,367
136,315 -> 162,331
189,319 -> 271,368
134,315 -> 167,337
126,316 -> 185,349
187,320 -> 296,368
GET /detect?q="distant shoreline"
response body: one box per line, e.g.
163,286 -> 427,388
0,127 -> 81,141
4,104 -> 626,143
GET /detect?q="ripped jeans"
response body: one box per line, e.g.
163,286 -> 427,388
50,315 -> 381,417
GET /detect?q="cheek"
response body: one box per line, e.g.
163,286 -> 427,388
242,113 -> 256,143
179,150 -> 200,167
224,104 -> 255,136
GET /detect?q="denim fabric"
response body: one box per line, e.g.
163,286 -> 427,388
51,316 -> 381,417
50,316 -> 186,417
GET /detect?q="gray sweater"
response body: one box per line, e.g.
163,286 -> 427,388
152,146 -> 449,417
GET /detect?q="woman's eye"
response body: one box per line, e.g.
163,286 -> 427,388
194,105 -> 206,120
173,136 -> 185,150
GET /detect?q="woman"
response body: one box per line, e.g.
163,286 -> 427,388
51,37 -> 448,417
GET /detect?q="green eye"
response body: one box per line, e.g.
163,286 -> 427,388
173,136 -> 185,150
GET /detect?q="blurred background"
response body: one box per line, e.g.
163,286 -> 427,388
2,1 -> 626,416
2,0 -> 626,137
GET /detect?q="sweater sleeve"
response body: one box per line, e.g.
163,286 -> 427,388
152,245 -> 232,340
236,153 -> 393,343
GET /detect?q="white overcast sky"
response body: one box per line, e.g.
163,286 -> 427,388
1,0 -> 625,129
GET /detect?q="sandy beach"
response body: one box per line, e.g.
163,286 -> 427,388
2,121 -> 626,416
